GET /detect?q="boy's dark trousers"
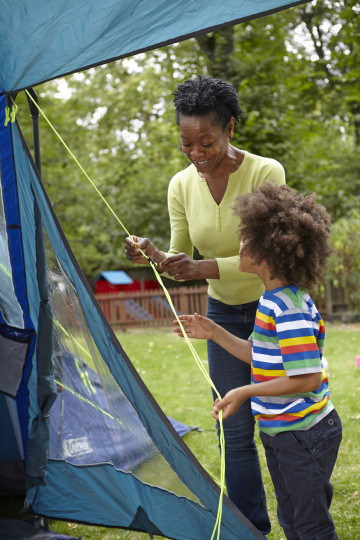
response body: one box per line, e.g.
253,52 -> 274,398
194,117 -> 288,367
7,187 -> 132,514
260,409 -> 342,540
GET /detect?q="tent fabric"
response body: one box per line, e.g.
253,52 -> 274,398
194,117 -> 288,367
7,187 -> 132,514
0,234 -> 25,328
0,0 -> 311,93
0,394 -> 24,462
26,197 -> 58,487
0,92 -> 36,476
49,350 -> 197,469
0,519 -> 80,540
0,325 -> 34,398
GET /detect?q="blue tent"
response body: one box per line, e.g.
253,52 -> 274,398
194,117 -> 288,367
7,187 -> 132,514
1,1 -> 310,94
0,1 -> 311,539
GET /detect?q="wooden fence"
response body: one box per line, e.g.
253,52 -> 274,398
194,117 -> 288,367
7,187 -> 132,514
95,286 -> 208,329
95,281 -> 346,329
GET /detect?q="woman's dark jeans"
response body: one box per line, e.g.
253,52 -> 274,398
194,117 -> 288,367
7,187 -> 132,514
206,296 -> 270,535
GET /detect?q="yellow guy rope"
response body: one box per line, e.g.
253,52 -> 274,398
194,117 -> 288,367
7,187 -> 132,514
25,89 -> 226,539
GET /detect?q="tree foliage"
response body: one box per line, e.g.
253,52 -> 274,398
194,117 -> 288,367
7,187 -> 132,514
15,0 -> 360,283
196,1 -> 360,217
328,209 -> 360,311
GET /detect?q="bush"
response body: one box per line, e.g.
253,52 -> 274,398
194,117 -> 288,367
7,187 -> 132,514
328,209 -> 360,312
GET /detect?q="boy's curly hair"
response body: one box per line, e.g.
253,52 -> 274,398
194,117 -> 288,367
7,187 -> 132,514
173,75 -> 243,129
233,182 -> 333,291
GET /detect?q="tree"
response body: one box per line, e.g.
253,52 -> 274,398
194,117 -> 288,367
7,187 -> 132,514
14,1 -> 360,281
196,2 -> 360,218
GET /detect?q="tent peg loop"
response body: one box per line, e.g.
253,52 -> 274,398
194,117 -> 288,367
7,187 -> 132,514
3,104 -> 17,126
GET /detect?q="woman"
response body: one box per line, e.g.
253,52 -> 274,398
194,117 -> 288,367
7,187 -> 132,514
125,75 -> 285,535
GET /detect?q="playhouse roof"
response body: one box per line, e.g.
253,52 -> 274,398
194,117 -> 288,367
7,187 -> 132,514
95,271 -> 133,286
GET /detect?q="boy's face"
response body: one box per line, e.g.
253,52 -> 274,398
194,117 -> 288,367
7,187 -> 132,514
238,241 -> 257,274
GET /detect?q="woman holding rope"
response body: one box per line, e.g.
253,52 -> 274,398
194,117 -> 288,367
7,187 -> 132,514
125,75 -> 285,535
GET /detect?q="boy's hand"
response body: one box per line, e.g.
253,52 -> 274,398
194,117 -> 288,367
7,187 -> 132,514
211,387 -> 249,421
173,313 -> 216,340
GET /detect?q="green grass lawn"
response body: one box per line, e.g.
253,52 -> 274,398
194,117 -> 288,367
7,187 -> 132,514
7,322 -> 360,539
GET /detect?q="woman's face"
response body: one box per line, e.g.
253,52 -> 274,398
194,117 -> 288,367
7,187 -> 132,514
178,112 -> 235,175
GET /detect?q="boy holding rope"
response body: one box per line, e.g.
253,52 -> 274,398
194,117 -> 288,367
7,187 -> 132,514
174,181 -> 342,539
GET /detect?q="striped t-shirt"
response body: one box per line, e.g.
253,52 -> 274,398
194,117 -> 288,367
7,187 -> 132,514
250,285 -> 333,435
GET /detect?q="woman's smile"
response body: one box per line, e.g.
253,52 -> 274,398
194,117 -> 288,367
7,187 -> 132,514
193,158 -> 211,168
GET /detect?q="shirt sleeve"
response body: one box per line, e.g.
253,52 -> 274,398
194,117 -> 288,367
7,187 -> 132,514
275,309 -> 322,376
215,257 -> 263,287
166,173 -> 193,257
254,159 -> 286,188
158,173 -> 193,281
215,256 -> 240,280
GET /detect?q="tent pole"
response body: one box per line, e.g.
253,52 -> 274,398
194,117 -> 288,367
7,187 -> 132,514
26,87 -> 41,175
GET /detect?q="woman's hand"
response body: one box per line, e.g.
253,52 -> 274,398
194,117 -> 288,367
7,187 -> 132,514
211,387 -> 250,421
173,313 -> 217,340
125,236 -> 165,268
161,253 -> 200,280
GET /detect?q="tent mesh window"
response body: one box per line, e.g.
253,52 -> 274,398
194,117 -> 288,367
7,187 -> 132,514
46,242 -> 200,503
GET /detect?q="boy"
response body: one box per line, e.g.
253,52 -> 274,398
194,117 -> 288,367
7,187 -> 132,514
174,182 -> 342,539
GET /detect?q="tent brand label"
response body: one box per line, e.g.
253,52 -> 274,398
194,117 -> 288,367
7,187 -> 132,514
63,437 -> 92,457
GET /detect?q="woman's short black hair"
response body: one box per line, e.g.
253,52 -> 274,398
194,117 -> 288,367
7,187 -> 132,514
233,182 -> 333,291
173,75 -> 243,129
